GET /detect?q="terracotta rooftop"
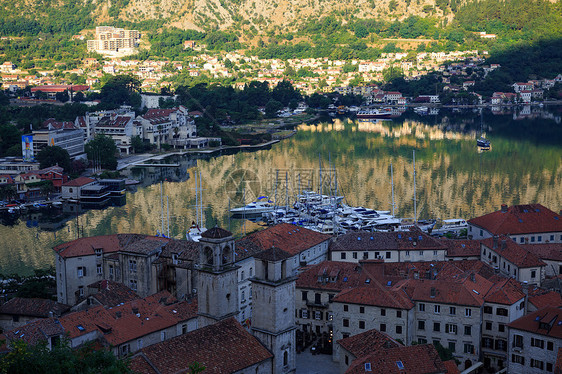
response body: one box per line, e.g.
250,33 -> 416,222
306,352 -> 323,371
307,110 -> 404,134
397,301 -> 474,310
296,261 -> 369,292
201,226 -> 232,239
525,243 -> 562,261
129,317 -> 273,374
440,239 -> 481,258
528,290 -> 562,310
508,306 -> 562,339
86,280 -> 139,307
237,223 -> 331,257
398,277 -> 488,307
333,282 -> 414,310
253,246 -> 292,262
58,291 -> 197,347
337,328 -> 401,358
468,204 -> 562,235
345,343 -> 450,374
483,278 -> 525,305
53,234 -> 169,259
4,318 -> 64,346
62,176 -> 95,187
330,229 -> 446,253
481,236 -> 546,268
0,298 -> 69,318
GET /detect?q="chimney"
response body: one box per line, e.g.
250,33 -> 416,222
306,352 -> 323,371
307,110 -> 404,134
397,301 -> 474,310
501,240 -> 507,250
522,281 -> 529,296
493,235 -> 498,249
501,204 -> 508,213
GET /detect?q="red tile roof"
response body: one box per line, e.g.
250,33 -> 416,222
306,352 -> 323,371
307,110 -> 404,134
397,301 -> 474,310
398,277 -> 487,307
345,344 -> 450,374
129,317 -> 273,374
529,290 -> 562,310
62,176 -> 95,187
296,261 -> 369,292
237,223 -> 331,257
333,281 -> 414,310
508,307 -> 562,339
440,239 -> 481,258
0,298 -> 69,318
86,280 -> 139,307
4,318 -> 64,346
483,278 -> 525,305
201,226 -> 232,239
337,328 -> 401,358
481,236 -> 546,268
330,229 -> 446,253
525,243 -> 562,261
53,234 -> 170,258
468,204 -> 562,235
58,291 -> 197,346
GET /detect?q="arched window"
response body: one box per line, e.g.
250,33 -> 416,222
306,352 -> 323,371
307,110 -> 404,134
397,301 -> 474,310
222,245 -> 232,266
204,247 -> 213,266
283,351 -> 288,366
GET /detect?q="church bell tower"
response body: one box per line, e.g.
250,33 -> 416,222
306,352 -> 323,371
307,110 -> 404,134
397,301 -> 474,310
196,227 -> 239,328
251,247 -> 297,374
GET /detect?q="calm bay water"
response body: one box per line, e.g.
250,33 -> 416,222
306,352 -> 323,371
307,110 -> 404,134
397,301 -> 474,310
1,107 -> 562,275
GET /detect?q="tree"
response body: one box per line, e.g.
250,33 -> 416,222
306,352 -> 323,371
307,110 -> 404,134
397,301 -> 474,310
86,134 -> 118,170
36,146 -> 71,173
271,80 -> 301,107
0,185 -> 16,201
0,124 -> 21,158
100,75 -> 141,109
55,90 -> 69,103
265,99 -> 283,118
0,339 -> 132,374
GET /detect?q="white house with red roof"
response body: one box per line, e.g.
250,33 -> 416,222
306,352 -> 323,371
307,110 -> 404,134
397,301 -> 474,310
95,112 -> 136,154
480,236 -> 546,286
61,176 -> 96,200
468,204 -> 562,243
507,306 -> 562,374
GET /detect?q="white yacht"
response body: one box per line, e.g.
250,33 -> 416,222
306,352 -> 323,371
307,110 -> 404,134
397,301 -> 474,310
432,219 -> 468,236
230,196 -> 275,215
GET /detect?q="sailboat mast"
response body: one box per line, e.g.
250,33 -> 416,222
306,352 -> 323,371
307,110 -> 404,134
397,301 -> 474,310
194,172 -> 198,227
199,171 -> 204,228
160,181 -> 164,235
166,196 -> 170,237
285,172 -> 289,211
391,161 -> 395,217
413,150 -> 417,224
318,154 -> 322,195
